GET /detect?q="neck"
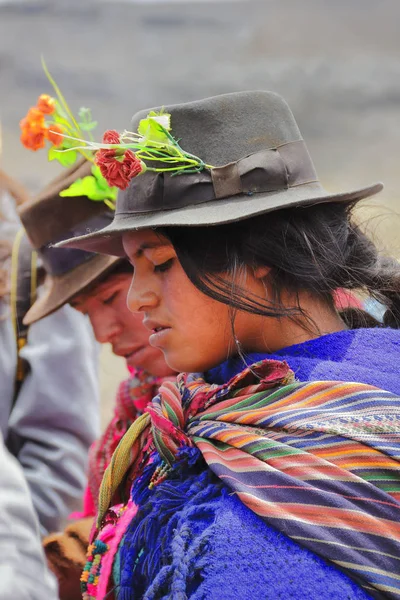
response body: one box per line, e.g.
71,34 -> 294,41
247,294 -> 347,354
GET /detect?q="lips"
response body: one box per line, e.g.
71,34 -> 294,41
149,329 -> 170,347
143,319 -> 171,348
143,319 -> 170,334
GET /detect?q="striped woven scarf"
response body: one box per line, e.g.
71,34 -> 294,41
98,359 -> 400,599
87,369 -> 175,508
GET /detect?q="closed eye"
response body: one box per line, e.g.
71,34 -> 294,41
103,291 -> 119,305
154,258 -> 174,273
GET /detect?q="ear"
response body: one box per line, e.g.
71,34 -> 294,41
253,265 -> 271,280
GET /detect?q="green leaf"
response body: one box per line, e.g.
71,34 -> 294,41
52,112 -> 73,131
137,113 -> 172,148
60,174 -> 117,203
147,110 -> 171,130
48,146 -> 77,167
79,120 -> 98,132
53,100 -> 68,122
61,136 -> 87,151
78,106 -> 91,120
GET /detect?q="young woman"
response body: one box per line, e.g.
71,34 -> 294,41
62,91 -> 400,600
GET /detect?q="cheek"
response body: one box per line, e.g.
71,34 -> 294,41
166,270 -> 231,334
161,277 -> 235,371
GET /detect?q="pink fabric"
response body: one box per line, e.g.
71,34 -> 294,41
69,485 -> 97,519
333,289 -> 363,310
96,501 -> 139,600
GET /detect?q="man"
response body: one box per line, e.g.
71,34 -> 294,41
0,431 -> 58,600
1,167 -> 100,535
18,159 -> 175,599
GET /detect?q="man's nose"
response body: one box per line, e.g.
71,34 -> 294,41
89,311 -> 121,344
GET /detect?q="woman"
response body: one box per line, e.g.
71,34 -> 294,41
62,91 -> 400,599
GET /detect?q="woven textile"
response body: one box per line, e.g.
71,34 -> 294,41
98,359 -> 400,599
87,369 -> 175,510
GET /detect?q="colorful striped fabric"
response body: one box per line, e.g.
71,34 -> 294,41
87,369 -> 175,511
98,359 -> 400,599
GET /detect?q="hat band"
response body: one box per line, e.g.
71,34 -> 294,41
118,139 -> 319,216
39,213 -> 113,276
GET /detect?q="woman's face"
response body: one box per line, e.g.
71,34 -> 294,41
71,271 -> 175,378
122,229 -> 267,373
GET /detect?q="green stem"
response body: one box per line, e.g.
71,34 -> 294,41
104,198 -> 116,210
41,57 -> 82,135
147,166 -> 196,173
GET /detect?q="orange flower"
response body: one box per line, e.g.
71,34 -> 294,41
20,125 -> 46,151
46,123 -> 64,146
23,107 -> 46,129
37,94 -> 56,115
20,107 -> 47,151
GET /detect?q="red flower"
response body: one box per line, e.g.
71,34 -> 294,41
95,148 -> 143,190
102,129 -> 120,145
123,149 -> 144,180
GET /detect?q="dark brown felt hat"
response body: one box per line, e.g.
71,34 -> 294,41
59,91 -> 383,257
20,158 -> 120,325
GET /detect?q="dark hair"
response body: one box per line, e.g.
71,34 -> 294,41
160,202 -> 400,330
103,259 -> 133,280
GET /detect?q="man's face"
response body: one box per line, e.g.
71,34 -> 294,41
71,271 -> 175,377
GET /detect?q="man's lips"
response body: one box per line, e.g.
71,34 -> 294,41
114,346 -> 146,360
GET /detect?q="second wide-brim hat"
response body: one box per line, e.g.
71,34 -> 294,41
58,90 -> 383,257
19,159 -> 120,325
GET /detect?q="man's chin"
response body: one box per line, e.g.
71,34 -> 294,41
126,356 -> 144,371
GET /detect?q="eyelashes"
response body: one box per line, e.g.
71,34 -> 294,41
103,291 -> 119,305
154,258 -> 174,273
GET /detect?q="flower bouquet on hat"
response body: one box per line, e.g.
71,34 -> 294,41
20,59 -> 118,210
48,109 -> 214,191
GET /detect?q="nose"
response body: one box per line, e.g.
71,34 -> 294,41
127,272 -> 158,313
89,309 -> 121,344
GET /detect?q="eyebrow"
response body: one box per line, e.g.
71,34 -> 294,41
134,241 -> 168,258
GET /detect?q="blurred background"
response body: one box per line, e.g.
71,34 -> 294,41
1,0 -> 399,424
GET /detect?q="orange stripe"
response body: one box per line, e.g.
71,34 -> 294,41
316,447 -> 382,458
240,494 -> 400,539
267,382 -> 369,412
333,458 -> 400,469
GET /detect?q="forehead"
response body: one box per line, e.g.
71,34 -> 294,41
122,229 -> 170,257
72,272 -> 131,306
